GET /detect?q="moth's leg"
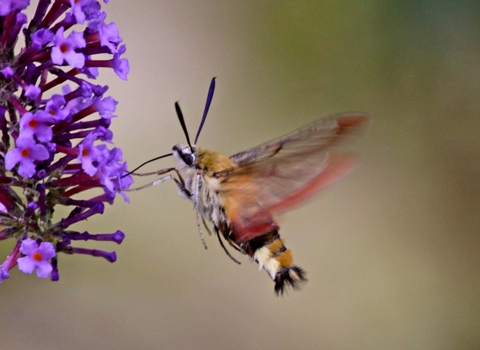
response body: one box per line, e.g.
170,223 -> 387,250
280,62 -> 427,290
125,175 -> 173,191
226,237 -> 244,253
219,214 -> 243,253
193,173 -> 207,249
201,217 -> 213,236
171,168 -> 190,198
125,167 -> 188,193
214,226 -> 241,265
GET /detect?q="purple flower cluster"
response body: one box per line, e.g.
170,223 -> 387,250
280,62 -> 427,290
0,0 -> 132,284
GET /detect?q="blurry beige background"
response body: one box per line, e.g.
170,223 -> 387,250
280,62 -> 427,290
2,1 -> 480,349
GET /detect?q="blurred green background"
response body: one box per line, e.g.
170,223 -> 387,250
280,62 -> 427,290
1,1 -> 479,349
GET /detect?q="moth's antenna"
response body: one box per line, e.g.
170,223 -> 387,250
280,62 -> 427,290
194,77 -> 216,145
122,152 -> 173,177
175,101 -> 193,152
125,80 -> 216,178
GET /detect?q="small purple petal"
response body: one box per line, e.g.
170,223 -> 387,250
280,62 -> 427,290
5,148 -> 21,170
19,238 -> 38,255
29,144 -> 50,160
1,66 -> 14,78
94,96 -> 117,119
35,260 -> 53,278
17,256 -> 36,274
24,85 -> 41,99
83,0 -> 102,21
70,0 -> 87,24
17,159 -> 36,178
37,241 -> 56,260
112,45 -> 129,80
81,65 -> 99,79
99,22 -> 122,53
87,9 -> 106,30
64,49 -> 86,68
31,28 -> 54,46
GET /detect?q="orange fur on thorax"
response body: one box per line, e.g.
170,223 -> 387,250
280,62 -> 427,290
196,147 -> 237,176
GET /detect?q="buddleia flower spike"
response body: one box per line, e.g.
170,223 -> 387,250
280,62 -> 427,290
0,0 -> 132,284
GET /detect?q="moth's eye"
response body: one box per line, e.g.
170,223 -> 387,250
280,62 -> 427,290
180,152 -> 196,167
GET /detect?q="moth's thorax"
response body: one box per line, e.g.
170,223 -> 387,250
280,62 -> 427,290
195,147 -> 238,175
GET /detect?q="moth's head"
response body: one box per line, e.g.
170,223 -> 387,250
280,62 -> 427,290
172,144 -> 197,167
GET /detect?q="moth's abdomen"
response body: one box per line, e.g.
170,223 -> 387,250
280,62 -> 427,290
242,230 -> 307,295
274,266 -> 306,295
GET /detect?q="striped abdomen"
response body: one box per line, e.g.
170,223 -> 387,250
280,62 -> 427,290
240,229 -> 307,295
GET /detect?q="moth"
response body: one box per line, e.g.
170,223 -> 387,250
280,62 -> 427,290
129,78 -> 368,295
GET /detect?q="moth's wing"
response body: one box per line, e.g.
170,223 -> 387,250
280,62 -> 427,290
230,113 -> 367,166
223,113 -> 368,242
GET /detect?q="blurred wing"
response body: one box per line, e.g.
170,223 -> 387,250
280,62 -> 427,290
222,113 -> 368,242
230,113 -> 368,165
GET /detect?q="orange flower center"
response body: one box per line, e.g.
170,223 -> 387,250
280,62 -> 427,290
32,251 -> 43,262
60,43 -> 69,53
21,149 -> 30,157
28,119 -> 39,128
82,148 -> 89,157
